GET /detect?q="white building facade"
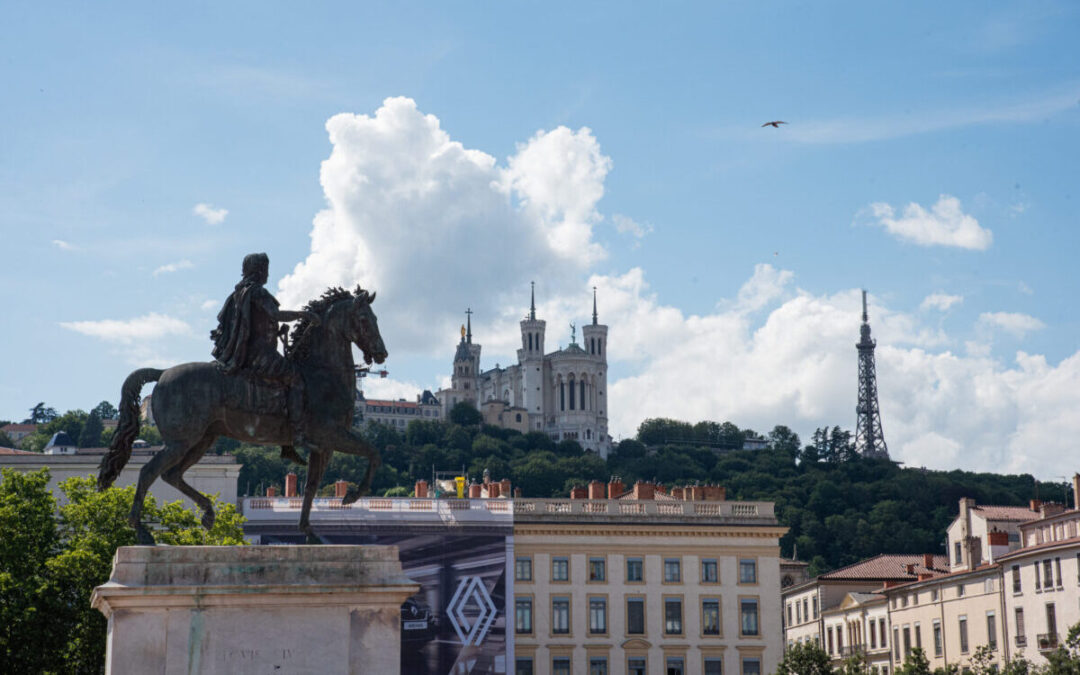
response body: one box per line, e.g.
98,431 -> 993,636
438,286 -> 611,457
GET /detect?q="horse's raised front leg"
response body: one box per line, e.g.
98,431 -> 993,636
160,434 -> 217,530
130,442 -> 189,545
299,449 -> 330,544
310,428 -> 380,505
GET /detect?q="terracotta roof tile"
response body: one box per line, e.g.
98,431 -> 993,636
819,554 -> 949,581
973,505 -> 1040,521
1,424 -> 38,433
0,447 -> 37,455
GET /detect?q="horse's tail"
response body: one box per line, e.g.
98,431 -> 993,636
98,368 -> 164,491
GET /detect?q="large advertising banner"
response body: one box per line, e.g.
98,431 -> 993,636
256,526 -> 509,674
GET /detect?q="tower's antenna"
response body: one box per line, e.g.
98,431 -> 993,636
855,290 -> 889,459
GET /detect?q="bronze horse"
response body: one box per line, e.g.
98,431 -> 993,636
98,286 -> 386,544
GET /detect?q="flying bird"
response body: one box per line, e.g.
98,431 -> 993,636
762,121 -> 787,128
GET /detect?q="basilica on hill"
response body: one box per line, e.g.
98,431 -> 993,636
436,284 -> 612,458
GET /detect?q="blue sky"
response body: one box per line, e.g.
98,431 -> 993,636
1,2 -> 1078,477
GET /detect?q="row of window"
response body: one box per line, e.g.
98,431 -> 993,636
515,556 -> 757,585
1010,554 -> 1080,593
825,617 -> 888,655
889,578 -> 996,610
785,595 -> 819,626
515,655 -> 748,675
514,596 -> 759,637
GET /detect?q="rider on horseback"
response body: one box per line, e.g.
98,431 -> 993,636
211,252 -> 317,466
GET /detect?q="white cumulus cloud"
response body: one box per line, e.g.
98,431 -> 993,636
193,203 -> 228,225
593,269 -> 1079,478
60,313 -> 192,344
275,98 -> 1076,479
52,239 -> 75,250
920,292 -> 964,312
866,195 -> 992,250
278,96 -> 612,354
978,311 -> 1046,339
153,259 -> 194,276
612,214 -> 653,239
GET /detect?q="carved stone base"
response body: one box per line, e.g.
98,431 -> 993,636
91,545 -> 418,675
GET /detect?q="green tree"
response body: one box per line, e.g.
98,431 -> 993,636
775,641 -> 834,675
91,400 -> 118,420
24,402 -> 58,424
0,430 -> 14,448
0,469 -> 244,673
78,410 -> 104,448
896,647 -> 932,675
768,425 -> 801,455
0,468 -> 65,673
448,401 -> 483,426
1043,621 -> 1080,675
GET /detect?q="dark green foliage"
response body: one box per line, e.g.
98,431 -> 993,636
91,400 -> 118,421
775,641 -> 834,675
78,410 -> 104,448
0,469 -> 244,673
896,648 -> 931,675
448,400 -> 483,426
24,402 -> 58,424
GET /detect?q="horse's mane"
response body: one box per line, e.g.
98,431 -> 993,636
287,285 -> 365,360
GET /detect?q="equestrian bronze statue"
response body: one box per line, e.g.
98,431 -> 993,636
98,253 -> 386,544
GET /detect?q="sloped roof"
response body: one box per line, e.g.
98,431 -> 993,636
1,423 -> 37,433
46,431 -> 76,448
0,447 -> 36,455
973,505 -> 1039,521
819,554 -> 948,581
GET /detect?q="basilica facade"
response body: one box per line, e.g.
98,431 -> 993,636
436,286 -> 612,457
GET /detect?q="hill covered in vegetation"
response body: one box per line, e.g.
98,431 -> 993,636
229,406 -> 1061,576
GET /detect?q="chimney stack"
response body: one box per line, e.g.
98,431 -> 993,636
608,477 -> 625,500
570,485 -> 587,499
414,480 -> 429,499
500,478 -> 512,498
1073,473 -> 1080,511
266,486 -> 278,497
703,485 -> 726,501
488,483 -> 501,498
514,487 -> 522,498
906,563 -> 915,575
468,483 -> 482,499
285,472 -> 298,498
632,481 -> 655,501
923,553 -> 934,570
1030,499 -> 1042,512
671,487 -> 685,500
335,480 -> 349,499
588,480 -> 605,500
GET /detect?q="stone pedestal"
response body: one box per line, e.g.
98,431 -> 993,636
91,545 -> 418,675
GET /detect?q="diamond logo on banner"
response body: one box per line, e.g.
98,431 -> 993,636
446,576 -> 497,646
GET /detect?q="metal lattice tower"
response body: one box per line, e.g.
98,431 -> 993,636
855,290 -> 889,459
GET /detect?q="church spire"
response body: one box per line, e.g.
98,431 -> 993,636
465,308 -> 472,344
529,281 -> 536,321
592,286 -> 598,325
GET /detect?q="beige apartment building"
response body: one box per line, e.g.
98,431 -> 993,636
782,554 -> 948,656
821,592 -> 891,674
999,476 -> 1080,667
513,479 -> 787,675
881,497 -> 1042,672
883,564 -> 1005,671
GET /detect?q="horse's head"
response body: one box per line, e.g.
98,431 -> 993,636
289,286 -> 387,367
346,287 -> 387,365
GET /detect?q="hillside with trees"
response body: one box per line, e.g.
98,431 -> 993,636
9,401 -> 1067,577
